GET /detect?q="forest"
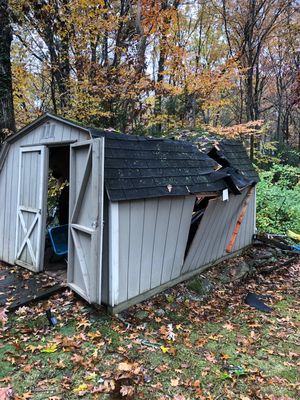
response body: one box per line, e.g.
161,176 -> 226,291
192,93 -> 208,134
0,0 -> 300,233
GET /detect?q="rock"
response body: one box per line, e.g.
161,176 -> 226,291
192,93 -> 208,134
135,310 -> 149,320
186,277 -> 214,297
221,261 -> 250,283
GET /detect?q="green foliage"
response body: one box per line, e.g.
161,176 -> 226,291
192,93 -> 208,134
256,164 -> 300,234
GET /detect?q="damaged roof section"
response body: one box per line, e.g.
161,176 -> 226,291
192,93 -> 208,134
91,128 -> 228,201
209,139 -> 259,182
208,139 -> 259,194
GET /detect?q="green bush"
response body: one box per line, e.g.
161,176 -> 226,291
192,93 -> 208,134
256,164 -> 300,234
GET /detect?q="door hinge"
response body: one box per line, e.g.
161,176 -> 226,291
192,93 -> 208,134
91,220 -> 98,229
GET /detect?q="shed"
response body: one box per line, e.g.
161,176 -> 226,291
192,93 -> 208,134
0,114 -> 258,312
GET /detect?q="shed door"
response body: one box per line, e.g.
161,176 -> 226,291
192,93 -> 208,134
68,138 -> 105,304
15,146 -> 48,272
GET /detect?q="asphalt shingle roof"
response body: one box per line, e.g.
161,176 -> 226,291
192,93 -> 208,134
90,128 -> 228,201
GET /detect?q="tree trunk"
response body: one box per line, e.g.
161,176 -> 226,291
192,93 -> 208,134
0,0 -> 15,142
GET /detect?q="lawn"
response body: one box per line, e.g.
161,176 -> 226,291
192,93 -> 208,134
0,247 -> 299,400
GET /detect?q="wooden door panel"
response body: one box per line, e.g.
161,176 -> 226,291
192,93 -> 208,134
68,139 -> 104,304
15,146 -> 48,272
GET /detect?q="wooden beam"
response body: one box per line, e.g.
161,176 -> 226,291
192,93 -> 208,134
226,186 -> 255,253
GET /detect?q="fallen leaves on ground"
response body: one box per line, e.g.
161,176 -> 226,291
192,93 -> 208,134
0,246 -> 300,399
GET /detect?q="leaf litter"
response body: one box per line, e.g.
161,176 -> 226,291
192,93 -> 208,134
0,246 -> 299,399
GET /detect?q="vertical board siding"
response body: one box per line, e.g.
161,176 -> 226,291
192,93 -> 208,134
0,121 -> 89,265
139,199 -> 158,294
118,202 -> 130,303
101,194 -> 109,305
170,197 -> 195,280
150,199 -> 172,289
183,189 -> 256,273
117,196 -> 195,304
127,200 -> 145,299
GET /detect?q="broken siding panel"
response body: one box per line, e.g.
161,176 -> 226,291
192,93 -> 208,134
181,199 -> 219,273
183,189 -> 255,273
150,198 -> 172,289
170,196 -> 195,280
200,199 -> 229,266
115,196 -> 194,304
204,193 -> 248,265
233,188 -> 255,251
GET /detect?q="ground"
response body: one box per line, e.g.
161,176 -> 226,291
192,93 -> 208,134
0,246 -> 299,400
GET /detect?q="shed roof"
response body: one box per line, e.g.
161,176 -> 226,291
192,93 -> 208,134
0,113 -> 258,202
90,128 -> 227,201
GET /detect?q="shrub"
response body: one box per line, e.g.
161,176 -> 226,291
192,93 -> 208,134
256,164 -> 300,234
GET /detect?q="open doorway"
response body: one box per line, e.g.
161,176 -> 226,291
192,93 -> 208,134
44,145 -> 70,283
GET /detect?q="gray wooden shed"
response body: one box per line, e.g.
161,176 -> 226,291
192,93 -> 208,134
0,114 -> 258,313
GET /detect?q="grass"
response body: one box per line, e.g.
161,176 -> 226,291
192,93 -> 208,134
0,251 -> 299,399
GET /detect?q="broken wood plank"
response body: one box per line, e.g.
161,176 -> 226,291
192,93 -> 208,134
226,186 -> 255,253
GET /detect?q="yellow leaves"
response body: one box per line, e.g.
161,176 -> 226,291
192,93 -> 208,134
84,372 -> 97,381
209,120 -> 265,138
160,346 -> 177,356
73,383 -> 88,394
208,334 -> 224,341
160,345 -> 169,353
40,343 -> 57,353
87,331 -> 102,341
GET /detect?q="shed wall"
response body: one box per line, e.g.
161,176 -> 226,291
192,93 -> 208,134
182,187 -> 256,273
116,196 -> 195,304
0,121 -> 89,265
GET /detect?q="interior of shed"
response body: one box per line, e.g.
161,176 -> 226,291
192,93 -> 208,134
44,145 -> 70,283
